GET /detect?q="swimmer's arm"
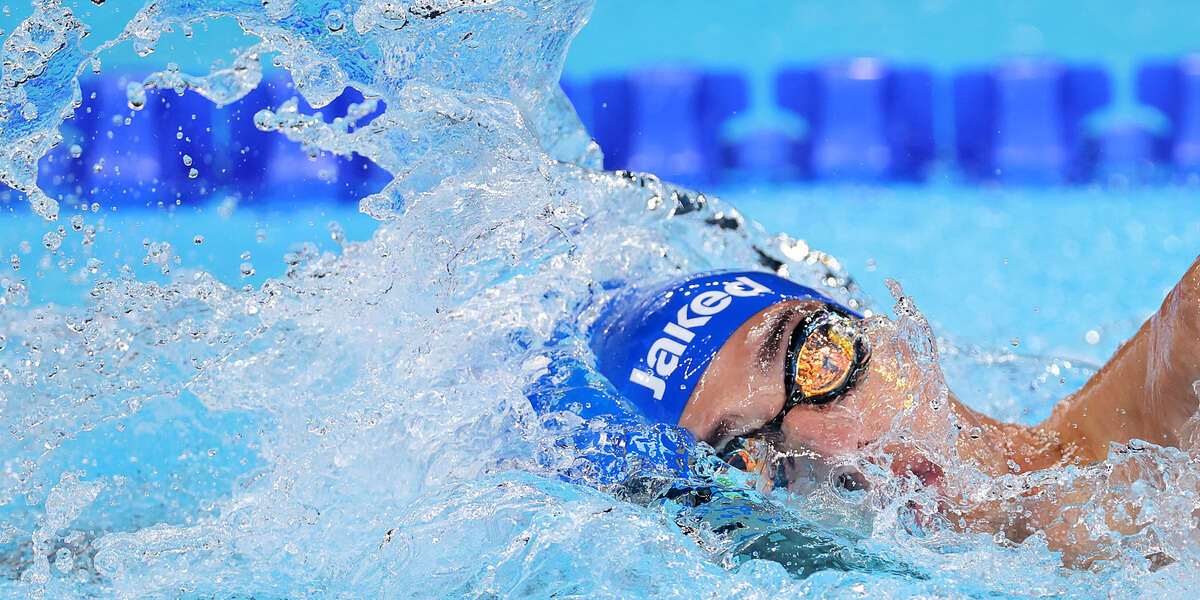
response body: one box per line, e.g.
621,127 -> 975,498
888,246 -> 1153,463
950,446 -> 1168,569
1044,254 -> 1200,461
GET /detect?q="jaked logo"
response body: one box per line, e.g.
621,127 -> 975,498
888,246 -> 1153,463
628,276 -> 773,400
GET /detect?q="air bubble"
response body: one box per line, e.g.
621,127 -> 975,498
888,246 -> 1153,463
9,255 -> 19,271
239,262 -> 256,278
69,144 -> 82,158
193,235 -> 204,245
70,214 -> 83,231
188,168 -> 199,179
86,257 -> 103,273
182,154 -> 193,166
325,10 -> 346,32
1086,330 -> 1100,344
255,229 -> 267,243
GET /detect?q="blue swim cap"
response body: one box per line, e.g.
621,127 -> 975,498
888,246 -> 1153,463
590,270 -> 853,425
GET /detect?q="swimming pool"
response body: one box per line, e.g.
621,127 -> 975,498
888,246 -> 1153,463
3,1 -> 1200,598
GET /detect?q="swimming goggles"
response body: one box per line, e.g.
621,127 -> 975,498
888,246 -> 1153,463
716,306 -> 870,481
783,305 -> 870,410
739,305 -> 871,444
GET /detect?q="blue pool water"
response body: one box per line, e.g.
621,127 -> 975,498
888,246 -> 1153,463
3,1 -> 1200,599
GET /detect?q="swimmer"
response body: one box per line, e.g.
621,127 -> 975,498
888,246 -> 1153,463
589,256 -> 1200,566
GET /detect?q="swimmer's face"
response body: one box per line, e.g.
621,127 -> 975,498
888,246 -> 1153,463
680,299 -> 959,486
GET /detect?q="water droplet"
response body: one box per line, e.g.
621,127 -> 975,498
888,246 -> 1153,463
1009,337 -> 1019,347
239,262 -> 255,278
9,255 -> 19,271
1085,330 -> 1100,344
69,144 -> 82,158
240,250 -> 251,260
176,131 -> 183,140
188,168 -> 198,179
193,235 -> 204,245
255,229 -> 267,243
92,158 -> 104,173
90,0 -> 105,5
30,191 -> 59,221
325,10 -> 346,32
20,102 -> 37,120
86,257 -> 103,273
70,214 -> 83,231
253,109 -> 274,132
125,83 -> 146,110
182,154 -> 192,166
328,221 -> 345,245
90,202 -> 100,213
42,231 -> 62,251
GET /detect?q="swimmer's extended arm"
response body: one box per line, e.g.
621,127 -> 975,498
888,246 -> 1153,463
1044,254 -> 1200,461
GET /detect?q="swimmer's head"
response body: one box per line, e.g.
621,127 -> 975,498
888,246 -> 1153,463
590,270 -> 861,427
591,270 -> 1007,492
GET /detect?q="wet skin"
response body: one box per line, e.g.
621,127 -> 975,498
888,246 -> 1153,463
676,255 -> 1200,562
680,299 -> 1069,483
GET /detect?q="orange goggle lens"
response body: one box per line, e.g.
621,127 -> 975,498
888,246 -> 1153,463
792,323 -> 857,396
784,309 -> 867,406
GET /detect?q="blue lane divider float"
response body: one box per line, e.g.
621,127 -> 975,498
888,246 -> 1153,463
43,58 -> 1200,197
722,128 -> 803,182
625,68 -> 709,184
954,59 -> 1110,183
1138,55 -> 1200,175
567,68 -> 748,187
39,73 -> 390,208
775,59 -> 934,181
1089,123 -> 1167,182
69,75 -> 163,198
